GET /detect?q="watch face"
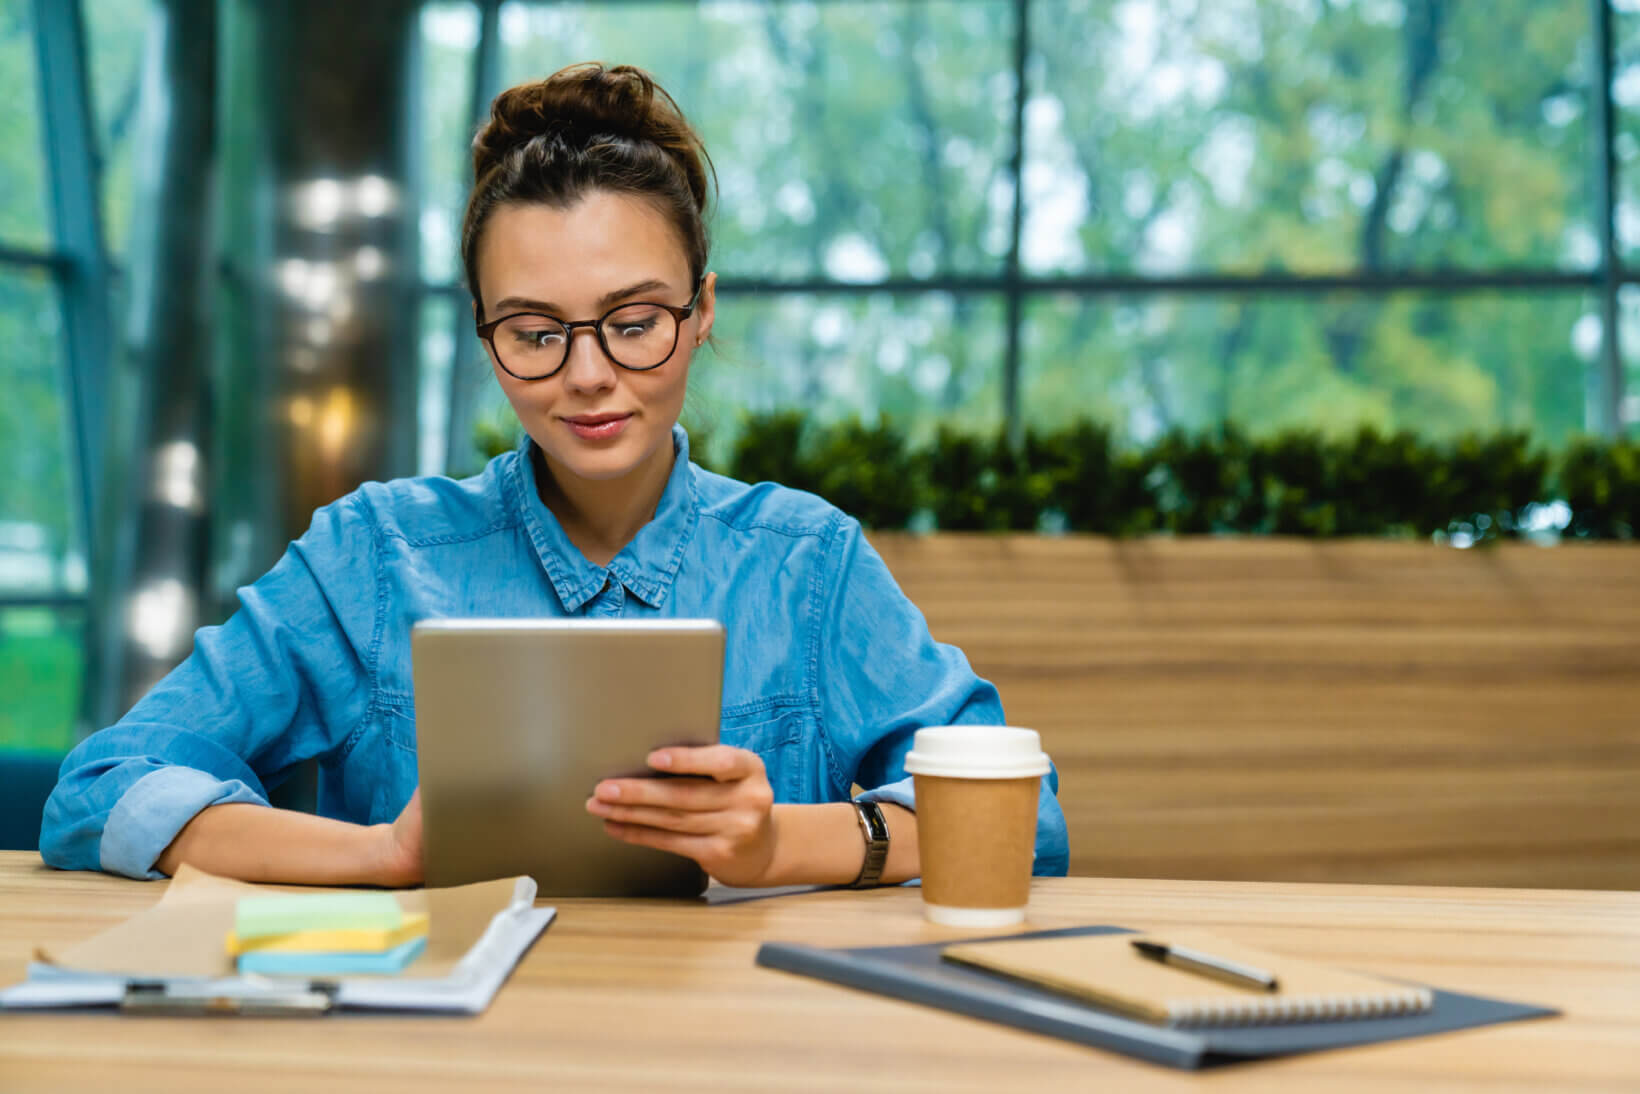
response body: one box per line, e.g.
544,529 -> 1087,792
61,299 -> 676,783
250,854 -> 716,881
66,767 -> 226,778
857,801 -> 890,842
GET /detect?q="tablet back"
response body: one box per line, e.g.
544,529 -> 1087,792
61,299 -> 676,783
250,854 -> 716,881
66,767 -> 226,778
412,618 -> 724,896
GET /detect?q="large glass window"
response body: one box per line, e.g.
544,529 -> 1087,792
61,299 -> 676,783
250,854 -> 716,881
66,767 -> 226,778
496,1 -> 1016,281
1613,0 -> 1640,263
696,292 -> 1007,452
1,3 -> 89,757
1616,285 -> 1640,423
420,0 -> 1629,476
0,266 -> 82,583
0,606 -> 84,755
1029,0 -> 1595,276
1023,290 -> 1594,442
82,0 -> 150,264
418,290 -> 460,475
0,0 -> 50,248
419,2 -> 481,289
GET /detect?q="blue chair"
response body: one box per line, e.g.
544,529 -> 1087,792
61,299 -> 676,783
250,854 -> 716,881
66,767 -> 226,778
0,753 -> 317,852
0,752 -> 62,851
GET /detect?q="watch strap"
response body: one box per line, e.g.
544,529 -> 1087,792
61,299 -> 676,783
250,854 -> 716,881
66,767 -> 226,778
849,800 -> 890,889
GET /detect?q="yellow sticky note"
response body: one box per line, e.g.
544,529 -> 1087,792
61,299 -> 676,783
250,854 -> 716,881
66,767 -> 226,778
225,913 -> 430,956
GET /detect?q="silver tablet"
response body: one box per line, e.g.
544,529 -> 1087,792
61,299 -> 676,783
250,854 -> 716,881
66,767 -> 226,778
411,618 -> 724,897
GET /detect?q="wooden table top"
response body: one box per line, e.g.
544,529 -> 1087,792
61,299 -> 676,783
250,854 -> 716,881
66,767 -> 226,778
1,852 -> 1636,1092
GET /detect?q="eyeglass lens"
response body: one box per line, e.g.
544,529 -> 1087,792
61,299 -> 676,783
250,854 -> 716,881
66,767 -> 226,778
493,303 -> 679,378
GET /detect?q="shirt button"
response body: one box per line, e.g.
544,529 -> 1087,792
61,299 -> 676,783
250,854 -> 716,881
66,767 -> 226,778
592,581 -> 624,617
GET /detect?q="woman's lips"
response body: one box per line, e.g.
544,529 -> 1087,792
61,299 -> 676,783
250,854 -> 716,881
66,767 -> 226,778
563,413 -> 632,441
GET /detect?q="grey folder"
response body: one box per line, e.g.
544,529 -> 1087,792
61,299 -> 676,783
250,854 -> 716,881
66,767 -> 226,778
755,925 -> 1558,1070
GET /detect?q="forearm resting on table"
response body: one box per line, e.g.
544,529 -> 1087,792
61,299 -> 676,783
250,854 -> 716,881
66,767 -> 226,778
156,799 -> 911,889
154,803 -> 405,887
764,801 -> 918,887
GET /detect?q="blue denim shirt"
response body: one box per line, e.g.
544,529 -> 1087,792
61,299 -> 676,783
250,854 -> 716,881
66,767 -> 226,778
42,427 -> 1069,880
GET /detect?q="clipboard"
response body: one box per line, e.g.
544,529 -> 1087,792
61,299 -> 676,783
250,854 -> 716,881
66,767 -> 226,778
0,866 -> 555,1016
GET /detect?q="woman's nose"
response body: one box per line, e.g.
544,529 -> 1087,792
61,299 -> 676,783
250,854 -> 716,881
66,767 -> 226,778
560,327 -> 617,393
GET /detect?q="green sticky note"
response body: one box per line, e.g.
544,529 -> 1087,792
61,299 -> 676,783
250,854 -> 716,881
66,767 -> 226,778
234,892 -> 404,941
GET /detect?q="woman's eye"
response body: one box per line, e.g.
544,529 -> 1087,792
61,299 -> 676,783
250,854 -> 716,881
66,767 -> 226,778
614,319 -> 657,338
512,327 -> 564,349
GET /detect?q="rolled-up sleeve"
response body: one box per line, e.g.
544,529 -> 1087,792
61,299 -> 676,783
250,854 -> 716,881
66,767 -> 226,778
816,518 -> 1070,876
40,494 -> 380,878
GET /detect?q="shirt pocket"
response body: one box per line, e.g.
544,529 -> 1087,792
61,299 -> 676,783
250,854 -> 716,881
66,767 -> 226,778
355,702 -> 419,824
719,700 -> 820,804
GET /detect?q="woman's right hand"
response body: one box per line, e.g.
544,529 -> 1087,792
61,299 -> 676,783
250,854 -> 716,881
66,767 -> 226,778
374,788 -> 425,887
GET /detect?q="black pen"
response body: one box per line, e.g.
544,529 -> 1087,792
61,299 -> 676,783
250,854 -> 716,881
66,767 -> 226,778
1131,940 -> 1280,992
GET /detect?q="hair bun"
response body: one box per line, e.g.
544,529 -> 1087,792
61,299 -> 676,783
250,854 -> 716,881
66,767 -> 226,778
461,62 -> 715,306
472,62 -> 709,214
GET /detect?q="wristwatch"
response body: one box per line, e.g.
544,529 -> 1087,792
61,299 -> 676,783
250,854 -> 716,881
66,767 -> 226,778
849,800 -> 890,888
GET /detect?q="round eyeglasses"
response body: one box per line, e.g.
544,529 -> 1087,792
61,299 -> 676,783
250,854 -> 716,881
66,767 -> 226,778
476,279 -> 704,381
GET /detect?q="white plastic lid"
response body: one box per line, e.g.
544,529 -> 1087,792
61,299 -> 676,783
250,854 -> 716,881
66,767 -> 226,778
903,725 -> 1050,779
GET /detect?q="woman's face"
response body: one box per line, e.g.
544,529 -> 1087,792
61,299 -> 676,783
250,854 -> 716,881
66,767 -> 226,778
475,191 -> 715,485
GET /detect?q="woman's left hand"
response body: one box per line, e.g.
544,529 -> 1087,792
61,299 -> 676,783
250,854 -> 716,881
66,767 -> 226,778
585,745 -> 779,887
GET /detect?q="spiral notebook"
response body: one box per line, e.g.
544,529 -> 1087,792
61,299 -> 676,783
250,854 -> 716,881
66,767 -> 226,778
942,930 -> 1432,1028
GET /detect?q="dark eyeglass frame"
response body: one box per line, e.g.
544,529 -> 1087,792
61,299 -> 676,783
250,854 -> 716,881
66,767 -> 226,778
476,278 -> 705,381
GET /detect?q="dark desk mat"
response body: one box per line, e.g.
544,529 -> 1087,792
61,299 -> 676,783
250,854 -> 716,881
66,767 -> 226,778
756,925 -> 1558,1070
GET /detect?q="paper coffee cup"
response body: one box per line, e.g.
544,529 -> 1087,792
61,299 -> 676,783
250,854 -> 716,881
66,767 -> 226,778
904,726 -> 1050,927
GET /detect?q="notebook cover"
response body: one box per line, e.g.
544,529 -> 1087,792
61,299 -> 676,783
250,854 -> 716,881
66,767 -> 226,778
942,930 -> 1431,1027
755,926 -> 1558,1070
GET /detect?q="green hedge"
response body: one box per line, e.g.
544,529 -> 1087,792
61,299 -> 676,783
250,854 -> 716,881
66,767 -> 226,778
485,414 -> 1640,540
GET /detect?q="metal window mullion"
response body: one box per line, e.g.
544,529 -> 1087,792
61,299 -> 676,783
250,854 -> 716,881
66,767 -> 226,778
1594,0 -> 1624,436
0,594 -> 88,611
420,258 -> 1615,299
0,245 -> 70,271
450,269 -> 1595,297
1002,0 -> 1030,447
31,0 -> 113,553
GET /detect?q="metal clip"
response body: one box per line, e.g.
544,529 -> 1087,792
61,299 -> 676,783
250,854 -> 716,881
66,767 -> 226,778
119,979 -> 337,1017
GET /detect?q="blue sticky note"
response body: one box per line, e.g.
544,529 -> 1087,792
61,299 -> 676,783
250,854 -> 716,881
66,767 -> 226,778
236,936 -> 427,976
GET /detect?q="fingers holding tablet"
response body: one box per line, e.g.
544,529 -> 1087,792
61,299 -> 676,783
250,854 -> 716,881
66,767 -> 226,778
644,745 -> 762,780
587,745 -> 778,887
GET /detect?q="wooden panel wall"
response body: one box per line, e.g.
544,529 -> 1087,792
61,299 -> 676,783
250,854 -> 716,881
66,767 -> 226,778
869,535 -> 1640,890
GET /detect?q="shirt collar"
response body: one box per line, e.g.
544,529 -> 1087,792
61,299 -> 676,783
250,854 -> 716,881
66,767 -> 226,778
505,424 -> 699,612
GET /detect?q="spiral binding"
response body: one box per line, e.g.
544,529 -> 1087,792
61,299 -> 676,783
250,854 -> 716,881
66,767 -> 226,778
1166,985 -> 1436,1028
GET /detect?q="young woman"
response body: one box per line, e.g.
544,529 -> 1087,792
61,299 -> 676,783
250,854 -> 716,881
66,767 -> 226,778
41,63 -> 1069,888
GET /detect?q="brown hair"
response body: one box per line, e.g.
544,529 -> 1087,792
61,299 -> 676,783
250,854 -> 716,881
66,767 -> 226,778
462,63 -> 714,317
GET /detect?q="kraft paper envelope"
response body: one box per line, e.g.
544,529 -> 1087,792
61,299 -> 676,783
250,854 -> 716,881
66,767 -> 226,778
39,865 -> 525,980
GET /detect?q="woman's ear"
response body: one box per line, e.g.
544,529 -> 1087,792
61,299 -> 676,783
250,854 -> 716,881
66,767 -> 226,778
695,271 -> 717,347
473,299 -> 501,371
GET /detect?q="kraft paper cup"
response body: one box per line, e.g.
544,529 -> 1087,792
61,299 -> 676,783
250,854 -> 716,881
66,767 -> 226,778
904,726 -> 1050,927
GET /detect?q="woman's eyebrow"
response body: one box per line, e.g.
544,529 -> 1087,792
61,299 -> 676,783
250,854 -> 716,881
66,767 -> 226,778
493,278 -> 675,316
